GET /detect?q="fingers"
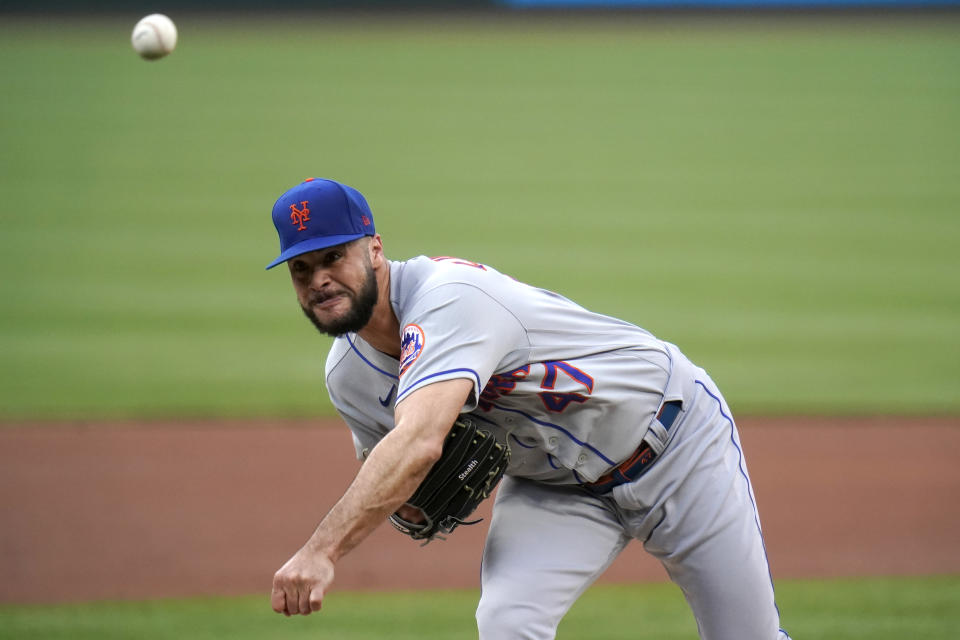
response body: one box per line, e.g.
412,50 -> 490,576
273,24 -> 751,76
298,587 -> 312,616
272,584 -> 311,616
270,585 -> 288,615
310,586 -> 324,612
271,549 -> 334,616
272,574 -> 325,616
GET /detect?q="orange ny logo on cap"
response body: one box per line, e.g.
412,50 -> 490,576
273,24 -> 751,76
289,201 -> 310,231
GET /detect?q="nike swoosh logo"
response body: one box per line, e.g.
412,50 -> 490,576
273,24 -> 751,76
379,385 -> 397,407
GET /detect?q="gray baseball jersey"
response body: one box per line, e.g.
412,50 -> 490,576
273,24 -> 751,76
327,256 -> 670,482
324,255 -> 790,640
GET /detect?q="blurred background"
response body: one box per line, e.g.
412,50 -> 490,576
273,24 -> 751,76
1,1 -> 958,638
1,1 -> 958,420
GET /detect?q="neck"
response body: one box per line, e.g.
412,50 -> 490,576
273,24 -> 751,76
357,261 -> 401,358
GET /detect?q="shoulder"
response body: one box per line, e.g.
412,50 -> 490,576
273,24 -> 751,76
391,255 -> 518,309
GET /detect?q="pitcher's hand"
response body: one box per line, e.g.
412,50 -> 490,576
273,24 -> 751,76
271,546 -> 335,616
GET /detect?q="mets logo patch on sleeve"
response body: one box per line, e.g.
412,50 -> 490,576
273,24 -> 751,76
399,324 -> 425,376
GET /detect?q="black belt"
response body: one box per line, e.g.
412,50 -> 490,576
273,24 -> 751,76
583,400 -> 682,495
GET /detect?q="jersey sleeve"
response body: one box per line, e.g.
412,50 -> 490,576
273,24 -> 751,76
396,282 -> 527,411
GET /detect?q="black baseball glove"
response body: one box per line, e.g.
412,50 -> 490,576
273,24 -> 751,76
389,416 -> 510,542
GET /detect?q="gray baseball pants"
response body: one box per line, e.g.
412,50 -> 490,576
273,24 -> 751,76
476,369 -> 791,640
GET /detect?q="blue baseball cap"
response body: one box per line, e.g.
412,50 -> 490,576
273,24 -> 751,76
265,177 -> 376,270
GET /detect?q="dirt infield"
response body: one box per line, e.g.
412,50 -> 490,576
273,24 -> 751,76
1,416 -> 958,604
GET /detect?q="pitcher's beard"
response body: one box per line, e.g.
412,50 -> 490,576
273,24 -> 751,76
301,263 -> 378,338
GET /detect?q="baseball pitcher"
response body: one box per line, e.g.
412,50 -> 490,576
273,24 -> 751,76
267,178 -> 792,640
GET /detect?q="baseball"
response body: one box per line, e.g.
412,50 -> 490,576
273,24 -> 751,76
131,14 -> 177,60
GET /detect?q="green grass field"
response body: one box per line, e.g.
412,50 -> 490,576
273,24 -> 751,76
1,576 -> 958,639
1,14 -> 958,420
1,14 -> 957,637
